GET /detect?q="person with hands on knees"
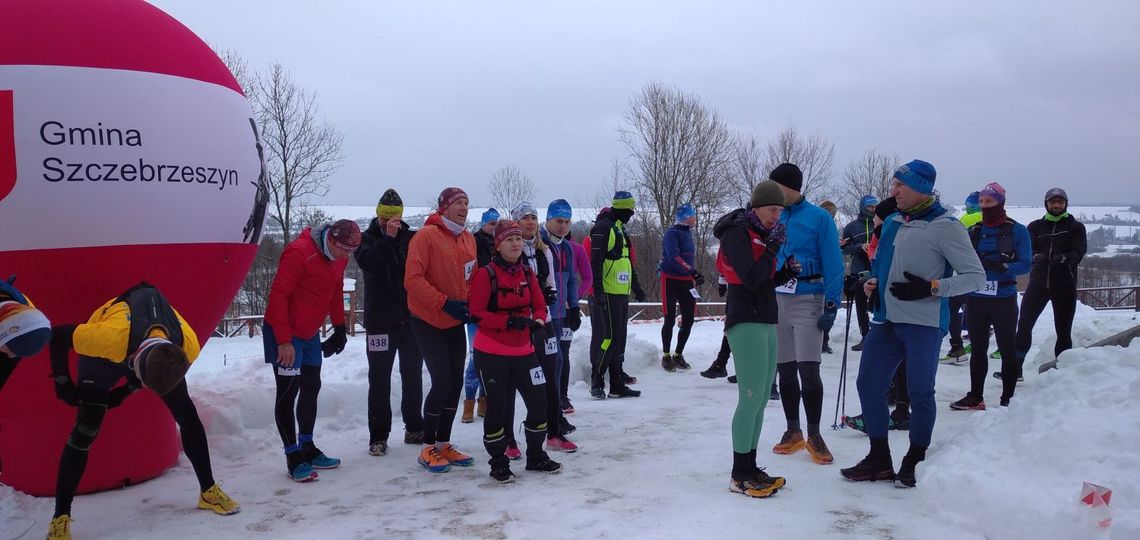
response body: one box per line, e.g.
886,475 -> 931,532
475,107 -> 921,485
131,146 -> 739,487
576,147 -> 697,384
0,276 -> 51,393
405,187 -> 479,473
588,191 -> 643,399
951,182 -> 1032,410
767,163 -> 845,467
658,203 -> 701,372
841,159 -> 985,489
264,219 -> 360,482
469,220 -> 564,482
46,283 -> 239,540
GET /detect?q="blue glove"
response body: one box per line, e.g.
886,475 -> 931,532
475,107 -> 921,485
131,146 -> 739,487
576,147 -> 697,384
817,303 -> 838,332
442,300 -> 470,323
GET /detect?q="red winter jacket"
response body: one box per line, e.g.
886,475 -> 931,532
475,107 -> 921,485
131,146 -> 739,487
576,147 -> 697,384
469,258 -> 548,356
265,227 -> 348,344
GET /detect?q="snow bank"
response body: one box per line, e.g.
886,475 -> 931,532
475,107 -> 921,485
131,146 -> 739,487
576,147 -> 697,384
925,346 -> 1140,539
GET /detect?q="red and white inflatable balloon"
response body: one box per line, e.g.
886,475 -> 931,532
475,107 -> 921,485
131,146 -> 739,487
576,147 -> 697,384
0,0 -> 266,495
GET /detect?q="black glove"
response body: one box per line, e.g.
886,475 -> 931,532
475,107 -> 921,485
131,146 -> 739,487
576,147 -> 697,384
982,258 -> 1008,273
507,316 -> 532,330
693,272 -> 706,287
1032,253 -> 1048,265
631,282 -> 646,303
321,324 -> 348,358
889,272 -> 933,301
844,274 -> 859,296
766,223 -> 787,246
718,283 -> 727,297
784,255 -> 802,276
54,373 -> 79,406
542,287 -> 558,307
817,303 -> 838,332
1050,253 -> 1067,264
442,299 -> 470,323
566,307 -> 582,331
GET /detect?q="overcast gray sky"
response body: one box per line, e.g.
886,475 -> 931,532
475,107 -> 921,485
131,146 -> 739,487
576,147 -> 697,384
153,0 -> 1140,209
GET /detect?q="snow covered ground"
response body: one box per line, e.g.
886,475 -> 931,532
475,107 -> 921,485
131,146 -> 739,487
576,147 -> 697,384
3,302 -> 1138,539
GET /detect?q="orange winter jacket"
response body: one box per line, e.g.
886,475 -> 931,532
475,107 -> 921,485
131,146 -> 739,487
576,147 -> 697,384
405,213 -> 477,330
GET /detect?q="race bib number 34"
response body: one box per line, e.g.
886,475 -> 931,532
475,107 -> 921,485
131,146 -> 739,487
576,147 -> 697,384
979,281 -> 998,296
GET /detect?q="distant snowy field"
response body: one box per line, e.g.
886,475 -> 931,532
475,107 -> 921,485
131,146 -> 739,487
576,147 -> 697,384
3,303 -> 1138,539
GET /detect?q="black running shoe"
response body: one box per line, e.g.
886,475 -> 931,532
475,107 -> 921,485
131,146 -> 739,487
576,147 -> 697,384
701,364 -> 728,379
673,354 -> 691,370
590,388 -> 606,400
490,466 -> 516,483
608,386 -> 641,398
840,456 -> 896,482
728,375 -> 737,384
525,455 -> 563,474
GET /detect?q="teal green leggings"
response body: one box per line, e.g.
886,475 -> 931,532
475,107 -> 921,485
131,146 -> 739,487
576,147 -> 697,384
727,323 -> 778,453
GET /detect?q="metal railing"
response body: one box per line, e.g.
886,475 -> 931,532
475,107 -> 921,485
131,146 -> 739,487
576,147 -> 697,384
1076,286 -> 1140,311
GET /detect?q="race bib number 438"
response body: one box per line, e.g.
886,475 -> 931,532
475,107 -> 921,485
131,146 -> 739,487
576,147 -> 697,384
368,334 -> 390,352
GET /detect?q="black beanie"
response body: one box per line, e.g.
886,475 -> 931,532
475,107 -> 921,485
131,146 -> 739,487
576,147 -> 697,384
768,163 -> 803,192
380,188 -> 402,207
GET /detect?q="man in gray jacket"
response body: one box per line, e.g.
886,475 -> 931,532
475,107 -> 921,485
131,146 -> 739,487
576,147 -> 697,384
840,159 -> 985,489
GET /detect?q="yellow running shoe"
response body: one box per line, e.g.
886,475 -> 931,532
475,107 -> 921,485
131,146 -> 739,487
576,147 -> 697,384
772,429 -> 805,455
198,484 -> 241,515
47,514 -> 72,540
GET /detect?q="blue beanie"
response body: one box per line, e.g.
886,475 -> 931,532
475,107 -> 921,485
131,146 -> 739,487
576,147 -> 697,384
859,195 -> 879,208
480,208 -> 500,226
675,203 -> 696,223
893,159 -> 937,195
964,192 -> 981,213
547,199 -> 573,220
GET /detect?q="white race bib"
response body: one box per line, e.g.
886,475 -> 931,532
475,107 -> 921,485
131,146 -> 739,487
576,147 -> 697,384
616,271 -> 631,284
367,334 -> 390,352
979,280 -> 999,296
464,259 -> 476,281
560,327 -> 573,341
544,337 -> 558,355
276,365 -> 300,377
689,287 -> 700,299
776,277 -> 798,295
530,366 -> 547,385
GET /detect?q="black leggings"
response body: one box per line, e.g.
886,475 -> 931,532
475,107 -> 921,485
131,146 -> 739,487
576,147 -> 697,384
274,364 -> 322,449
967,295 -> 1019,401
660,277 -> 696,354
1016,285 -> 1077,358
853,284 -> 870,338
590,294 -> 629,390
475,351 -> 548,467
412,318 -> 467,445
55,380 -> 213,517
504,325 -> 565,440
366,324 -> 424,444
948,294 -> 967,347
777,362 -> 824,435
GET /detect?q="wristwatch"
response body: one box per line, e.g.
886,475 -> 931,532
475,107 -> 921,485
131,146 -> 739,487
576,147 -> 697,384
930,279 -> 941,296
54,374 -> 70,384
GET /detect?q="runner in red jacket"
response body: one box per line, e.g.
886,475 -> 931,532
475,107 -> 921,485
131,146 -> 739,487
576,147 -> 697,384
264,220 -> 360,482
468,220 -> 562,482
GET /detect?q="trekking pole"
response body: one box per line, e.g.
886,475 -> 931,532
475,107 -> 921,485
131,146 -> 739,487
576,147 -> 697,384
831,294 -> 855,429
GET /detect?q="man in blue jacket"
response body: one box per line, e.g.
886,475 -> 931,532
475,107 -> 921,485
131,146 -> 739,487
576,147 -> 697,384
841,159 -> 985,488
841,195 -> 878,351
658,203 -> 702,372
541,198 -> 582,440
951,182 -> 1031,411
767,163 -> 845,466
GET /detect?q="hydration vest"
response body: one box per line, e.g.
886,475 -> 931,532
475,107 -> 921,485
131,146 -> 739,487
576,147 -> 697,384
968,219 -> 1017,260
484,264 -> 536,315
113,282 -> 184,355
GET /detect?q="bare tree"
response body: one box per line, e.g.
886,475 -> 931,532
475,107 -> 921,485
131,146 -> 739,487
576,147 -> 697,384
619,82 -> 736,297
762,126 -> 835,200
487,165 -> 536,212
729,133 -> 766,207
255,62 -> 344,243
840,149 -> 900,219
213,47 -> 257,102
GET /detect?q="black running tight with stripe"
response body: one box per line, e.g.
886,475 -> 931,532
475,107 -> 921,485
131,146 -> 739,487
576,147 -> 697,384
413,319 -> 467,445
660,277 -> 696,354
274,364 -> 321,448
